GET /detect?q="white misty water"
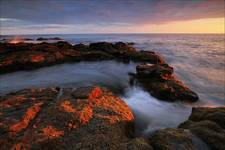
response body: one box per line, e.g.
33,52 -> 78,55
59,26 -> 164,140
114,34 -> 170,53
0,34 -> 224,136
0,61 -> 136,95
121,87 -> 192,136
0,61 -> 192,136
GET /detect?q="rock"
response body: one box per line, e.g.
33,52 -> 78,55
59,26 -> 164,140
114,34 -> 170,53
36,37 -> 63,41
149,107 -> 225,150
80,51 -> 114,61
180,120 -> 225,150
0,42 -> 167,74
0,50 -> 63,73
134,63 -> 198,102
52,37 -> 63,40
150,128 -> 195,150
53,41 -> 73,50
88,42 -> 162,62
0,42 -> 82,73
89,42 -> 136,56
89,42 -> 119,54
132,51 -> 166,64
127,42 -> 135,45
73,43 -> 88,51
0,41 -> 198,104
59,49 -> 80,59
114,42 -> 136,53
37,37 -> 48,41
136,63 -> 173,78
85,42 -> 165,64
71,87 -> 97,99
0,41 -> 198,103
179,107 -> 225,150
30,43 -> 61,52
184,107 -> 225,129
0,38 -> 7,42
0,42 -> 33,55
24,38 -> 33,41
0,87 -> 152,150
121,138 -> 153,150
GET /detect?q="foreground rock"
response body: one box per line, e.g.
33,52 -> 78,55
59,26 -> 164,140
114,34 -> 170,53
133,63 -> 198,102
0,87 -> 152,150
150,107 -> 225,150
0,87 -> 224,149
179,107 -> 225,150
0,41 -> 165,74
151,128 -> 195,150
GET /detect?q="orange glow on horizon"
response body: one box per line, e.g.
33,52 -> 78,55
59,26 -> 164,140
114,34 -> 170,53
8,37 -> 25,44
131,18 -> 225,34
2,18 -> 224,35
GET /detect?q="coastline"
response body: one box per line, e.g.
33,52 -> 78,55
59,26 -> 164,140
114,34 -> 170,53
0,41 -> 198,102
0,40 -> 224,149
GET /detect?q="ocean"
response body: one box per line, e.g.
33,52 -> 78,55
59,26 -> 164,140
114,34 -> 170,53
0,34 -> 224,136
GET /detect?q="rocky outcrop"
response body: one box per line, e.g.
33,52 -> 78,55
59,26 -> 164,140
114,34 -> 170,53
73,43 -> 88,51
0,87 -> 152,150
36,37 -> 63,41
0,41 -> 199,102
0,41 -> 165,74
132,51 -> 166,64
0,86 -> 224,149
150,107 -> 225,150
150,128 -> 195,150
133,63 -> 198,102
179,107 -> 225,150
89,42 -> 136,54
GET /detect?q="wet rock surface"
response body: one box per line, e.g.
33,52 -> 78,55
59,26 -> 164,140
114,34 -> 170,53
0,87 -> 224,150
179,107 -> 225,150
0,87 -> 152,150
150,128 -> 195,150
133,63 -> 199,102
149,107 -> 225,150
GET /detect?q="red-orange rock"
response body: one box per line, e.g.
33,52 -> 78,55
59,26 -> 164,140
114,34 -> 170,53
0,42 -> 166,74
134,63 -> 198,102
42,126 -> 64,139
0,87 -> 152,150
30,55 -> 45,63
88,86 -> 103,99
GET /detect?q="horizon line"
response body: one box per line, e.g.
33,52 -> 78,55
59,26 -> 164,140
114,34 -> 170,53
1,33 -> 224,36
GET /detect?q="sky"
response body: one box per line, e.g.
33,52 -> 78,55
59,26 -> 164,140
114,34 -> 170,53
0,0 -> 224,35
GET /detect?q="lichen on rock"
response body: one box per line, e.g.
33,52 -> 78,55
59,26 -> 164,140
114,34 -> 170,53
0,87 -> 152,150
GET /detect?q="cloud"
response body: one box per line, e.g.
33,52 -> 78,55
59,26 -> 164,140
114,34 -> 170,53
0,0 -> 224,25
0,18 -> 20,21
0,0 -> 224,34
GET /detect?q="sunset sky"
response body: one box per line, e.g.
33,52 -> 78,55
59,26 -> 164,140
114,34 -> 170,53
0,0 -> 224,35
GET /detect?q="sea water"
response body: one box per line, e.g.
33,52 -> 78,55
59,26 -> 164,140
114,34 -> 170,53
0,34 -> 224,136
